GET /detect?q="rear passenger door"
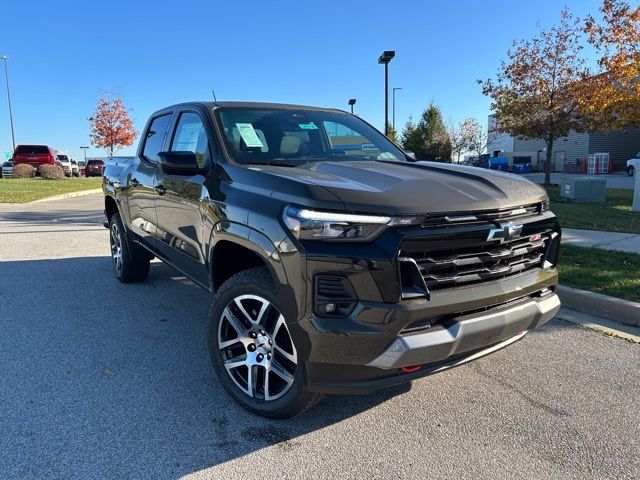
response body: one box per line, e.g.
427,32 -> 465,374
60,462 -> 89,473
127,113 -> 172,251
154,108 -> 213,286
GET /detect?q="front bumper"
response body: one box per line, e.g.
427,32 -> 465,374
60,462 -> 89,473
367,292 -> 559,369
298,264 -> 559,394
305,291 -> 559,394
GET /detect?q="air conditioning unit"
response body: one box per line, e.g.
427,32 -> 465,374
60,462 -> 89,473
560,177 -> 606,203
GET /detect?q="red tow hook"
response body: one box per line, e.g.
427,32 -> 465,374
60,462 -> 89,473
401,364 -> 421,373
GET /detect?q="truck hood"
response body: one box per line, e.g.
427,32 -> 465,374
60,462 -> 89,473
255,160 -> 547,215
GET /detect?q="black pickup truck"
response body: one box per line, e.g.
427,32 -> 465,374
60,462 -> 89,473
103,101 -> 561,418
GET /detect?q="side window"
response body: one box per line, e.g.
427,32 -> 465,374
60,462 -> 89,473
170,112 -> 210,167
142,114 -> 172,163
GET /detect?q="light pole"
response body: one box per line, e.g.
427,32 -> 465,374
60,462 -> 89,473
348,98 -> 356,114
392,87 -> 402,132
80,146 -> 89,163
1,55 -> 16,151
378,50 -> 395,136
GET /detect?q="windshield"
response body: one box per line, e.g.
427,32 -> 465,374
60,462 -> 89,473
87,160 -> 103,166
57,155 -> 69,162
215,107 -> 405,166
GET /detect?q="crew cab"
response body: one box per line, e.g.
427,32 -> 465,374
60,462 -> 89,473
12,144 -> 60,171
103,101 -> 561,418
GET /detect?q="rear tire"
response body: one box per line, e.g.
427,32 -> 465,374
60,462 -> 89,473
109,212 -> 150,283
208,267 -> 322,418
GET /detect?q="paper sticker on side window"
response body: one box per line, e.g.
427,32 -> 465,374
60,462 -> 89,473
236,123 -> 264,148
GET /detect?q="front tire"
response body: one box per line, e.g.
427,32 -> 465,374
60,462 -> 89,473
109,212 -> 150,283
208,267 -> 321,418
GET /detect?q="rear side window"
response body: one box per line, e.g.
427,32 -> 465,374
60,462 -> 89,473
142,114 -> 172,163
15,145 -> 49,154
170,112 -> 210,168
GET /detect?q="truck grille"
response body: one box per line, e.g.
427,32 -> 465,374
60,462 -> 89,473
402,233 -> 549,291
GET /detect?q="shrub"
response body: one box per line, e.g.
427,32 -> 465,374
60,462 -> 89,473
38,164 -> 65,180
12,163 -> 35,178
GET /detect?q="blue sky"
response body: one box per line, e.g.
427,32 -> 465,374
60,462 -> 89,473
0,0 -> 603,161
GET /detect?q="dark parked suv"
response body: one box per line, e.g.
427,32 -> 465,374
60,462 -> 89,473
103,101 -> 561,418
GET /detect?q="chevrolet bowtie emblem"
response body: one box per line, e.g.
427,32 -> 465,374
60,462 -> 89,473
486,222 -> 524,242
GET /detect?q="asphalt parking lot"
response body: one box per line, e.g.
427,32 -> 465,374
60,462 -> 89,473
1,195 -> 638,480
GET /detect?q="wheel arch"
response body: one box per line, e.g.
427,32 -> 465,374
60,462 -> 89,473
208,222 -> 289,292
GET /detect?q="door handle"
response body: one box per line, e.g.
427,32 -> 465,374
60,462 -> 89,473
155,184 -> 167,195
130,178 -> 140,187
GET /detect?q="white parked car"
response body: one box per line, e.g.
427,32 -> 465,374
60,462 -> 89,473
70,159 -> 79,177
626,152 -> 639,176
1,160 -> 12,178
56,154 -> 73,177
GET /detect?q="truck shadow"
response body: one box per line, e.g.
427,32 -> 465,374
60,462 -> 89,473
0,256 -> 410,479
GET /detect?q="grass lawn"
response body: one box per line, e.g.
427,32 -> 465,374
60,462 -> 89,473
0,177 -> 102,203
558,245 -> 640,303
546,187 -> 640,234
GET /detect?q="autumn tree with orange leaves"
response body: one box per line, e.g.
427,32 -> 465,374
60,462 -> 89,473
584,0 -> 640,130
89,97 -> 138,157
479,9 -> 591,186
480,1 -> 640,186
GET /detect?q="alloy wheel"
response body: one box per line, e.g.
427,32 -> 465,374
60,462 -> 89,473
218,295 -> 297,401
110,222 -> 123,273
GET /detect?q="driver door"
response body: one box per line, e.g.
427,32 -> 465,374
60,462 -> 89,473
154,108 -> 213,286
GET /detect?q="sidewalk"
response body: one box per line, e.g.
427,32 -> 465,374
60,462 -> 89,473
561,227 -> 640,254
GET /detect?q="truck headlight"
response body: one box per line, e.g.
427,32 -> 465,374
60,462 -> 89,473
283,205 -> 417,241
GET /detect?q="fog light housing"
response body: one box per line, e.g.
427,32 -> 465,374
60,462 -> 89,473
314,275 -> 357,317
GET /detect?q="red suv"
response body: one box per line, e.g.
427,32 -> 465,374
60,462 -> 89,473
85,159 -> 105,177
13,145 -> 61,170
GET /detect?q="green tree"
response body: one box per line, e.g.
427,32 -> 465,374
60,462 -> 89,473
401,104 -> 452,162
385,122 -> 398,143
401,116 -> 417,150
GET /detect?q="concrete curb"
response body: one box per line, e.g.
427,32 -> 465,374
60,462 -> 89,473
557,285 -> 640,327
0,188 -> 103,209
556,307 -> 640,343
29,189 -> 102,204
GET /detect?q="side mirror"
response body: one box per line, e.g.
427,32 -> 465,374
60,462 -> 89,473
158,151 -> 207,175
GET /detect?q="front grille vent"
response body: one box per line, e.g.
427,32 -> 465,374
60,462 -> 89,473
401,233 -> 549,291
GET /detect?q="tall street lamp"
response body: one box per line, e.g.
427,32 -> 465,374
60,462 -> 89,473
378,50 -> 395,136
348,98 -> 356,114
1,55 -> 16,151
80,146 -> 89,163
392,87 -> 402,132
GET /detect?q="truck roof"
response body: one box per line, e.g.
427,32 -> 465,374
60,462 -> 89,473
154,101 -> 344,115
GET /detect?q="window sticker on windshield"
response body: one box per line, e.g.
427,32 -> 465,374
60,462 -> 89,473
236,123 -> 264,148
298,122 -> 318,130
378,152 -> 396,159
361,143 -> 379,151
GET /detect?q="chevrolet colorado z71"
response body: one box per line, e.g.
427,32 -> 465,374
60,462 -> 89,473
102,102 -> 561,418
